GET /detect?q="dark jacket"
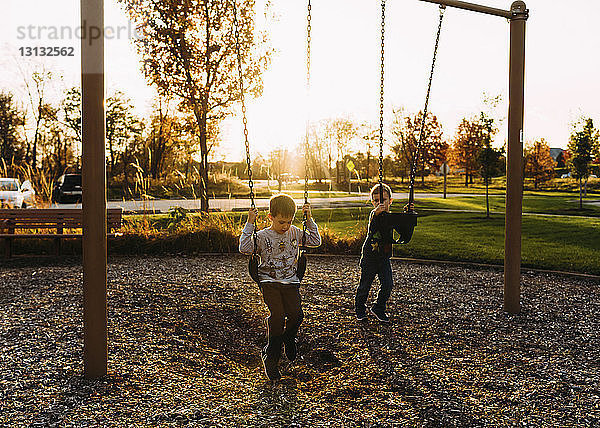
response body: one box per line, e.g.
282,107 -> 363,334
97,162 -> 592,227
360,210 -> 394,261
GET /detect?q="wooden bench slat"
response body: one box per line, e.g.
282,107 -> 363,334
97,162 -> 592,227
0,233 -> 120,238
1,208 -> 123,257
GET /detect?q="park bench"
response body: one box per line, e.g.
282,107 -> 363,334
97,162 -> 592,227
0,208 -> 123,257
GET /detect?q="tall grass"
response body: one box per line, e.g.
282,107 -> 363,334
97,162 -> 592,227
0,159 -> 54,207
109,161 -> 251,201
110,207 -> 365,256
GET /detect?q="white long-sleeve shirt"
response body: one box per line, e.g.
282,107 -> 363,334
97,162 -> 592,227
239,219 -> 322,284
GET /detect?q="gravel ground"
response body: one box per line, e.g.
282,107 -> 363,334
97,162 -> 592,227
1,254 -> 599,427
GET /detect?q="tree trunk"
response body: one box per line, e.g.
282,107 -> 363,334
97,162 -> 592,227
108,138 -> 115,179
579,178 -> 583,209
123,152 -> 130,197
421,152 -> 425,185
366,151 -> 370,190
191,108 -> 209,212
485,182 -> 490,218
32,126 -> 39,170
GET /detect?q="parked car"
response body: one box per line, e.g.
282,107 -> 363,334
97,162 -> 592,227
0,178 -> 35,208
52,174 -> 82,204
561,173 -> 571,178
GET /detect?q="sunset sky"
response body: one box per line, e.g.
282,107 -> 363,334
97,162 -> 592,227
2,0 -> 599,162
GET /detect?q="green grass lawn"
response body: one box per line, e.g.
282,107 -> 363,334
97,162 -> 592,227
316,209 -> 600,275
307,197 -> 600,275
381,175 -> 600,195
123,196 -> 600,275
412,194 -> 600,216
395,212 -> 599,275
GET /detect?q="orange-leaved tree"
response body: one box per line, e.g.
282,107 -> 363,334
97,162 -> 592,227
121,0 -> 272,212
448,117 -> 483,187
524,138 -> 555,189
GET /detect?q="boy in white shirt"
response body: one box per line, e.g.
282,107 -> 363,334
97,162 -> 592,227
239,194 -> 321,380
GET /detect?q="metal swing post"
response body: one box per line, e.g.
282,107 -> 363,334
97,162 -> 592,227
418,0 -> 529,313
504,2 -> 528,314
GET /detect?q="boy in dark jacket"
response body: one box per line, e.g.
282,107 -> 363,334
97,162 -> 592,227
355,183 -> 412,322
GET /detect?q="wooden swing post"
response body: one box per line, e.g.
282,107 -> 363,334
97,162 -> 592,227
81,0 -> 108,377
419,0 -> 529,314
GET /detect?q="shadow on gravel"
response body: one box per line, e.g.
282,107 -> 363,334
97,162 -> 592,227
358,322 -> 485,427
30,373 -> 134,426
0,255 -> 81,269
176,304 -> 265,367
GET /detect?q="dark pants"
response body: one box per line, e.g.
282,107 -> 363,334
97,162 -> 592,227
260,282 -> 304,342
355,257 -> 393,314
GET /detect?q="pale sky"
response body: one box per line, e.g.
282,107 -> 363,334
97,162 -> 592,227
2,0 -> 599,162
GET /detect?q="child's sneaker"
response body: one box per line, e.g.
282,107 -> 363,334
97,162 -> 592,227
370,307 -> 390,323
283,336 -> 298,361
261,346 -> 281,380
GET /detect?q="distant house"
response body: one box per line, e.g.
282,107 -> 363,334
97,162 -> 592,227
549,148 -> 564,162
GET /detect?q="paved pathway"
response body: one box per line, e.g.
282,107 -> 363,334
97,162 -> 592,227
46,194 -> 600,215
49,192 -> 480,213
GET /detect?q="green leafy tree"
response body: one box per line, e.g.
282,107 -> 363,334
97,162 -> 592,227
329,117 -> 357,185
359,124 -> 378,187
0,91 -> 26,166
415,111 -> 446,183
145,97 -> 181,180
106,91 -> 141,179
269,147 -> 290,193
121,0 -> 272,212
38,103 -> 76,177
390,109 -> 415,183
568,118 -> 599,208
22,70 -> 53,169
61,87 -> 82,169
477,113 -> 502,218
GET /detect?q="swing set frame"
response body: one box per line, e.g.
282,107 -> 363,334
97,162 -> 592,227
80,0 -> 528,378
419,0 -> 529,314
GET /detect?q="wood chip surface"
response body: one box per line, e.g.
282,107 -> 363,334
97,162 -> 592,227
1,255 -> 599,427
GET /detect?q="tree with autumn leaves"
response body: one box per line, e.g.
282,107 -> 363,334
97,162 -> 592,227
524,138 -> 555,189
120,0 -> 271,212
390,109 -> 447,184
448,116 -> 484,187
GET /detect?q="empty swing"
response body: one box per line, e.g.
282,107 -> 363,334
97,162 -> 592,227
371,2 -> 446,245
233,0 -> 314,284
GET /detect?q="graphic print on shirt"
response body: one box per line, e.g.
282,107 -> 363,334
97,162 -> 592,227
262,232 -> 297,280
263,236 -> 274,256
261,237 -> 277,278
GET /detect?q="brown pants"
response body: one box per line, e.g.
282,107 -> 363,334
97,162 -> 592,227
260,282 -> 304,340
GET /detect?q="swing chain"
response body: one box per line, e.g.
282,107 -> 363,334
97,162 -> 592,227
302,0 -> 312,246
409,5 -> 445,203
232,1 -> 257,253
378,0 -> 386,201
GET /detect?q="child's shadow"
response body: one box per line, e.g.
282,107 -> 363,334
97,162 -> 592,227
358,321 -> 484,426
257,376 -> 300,418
